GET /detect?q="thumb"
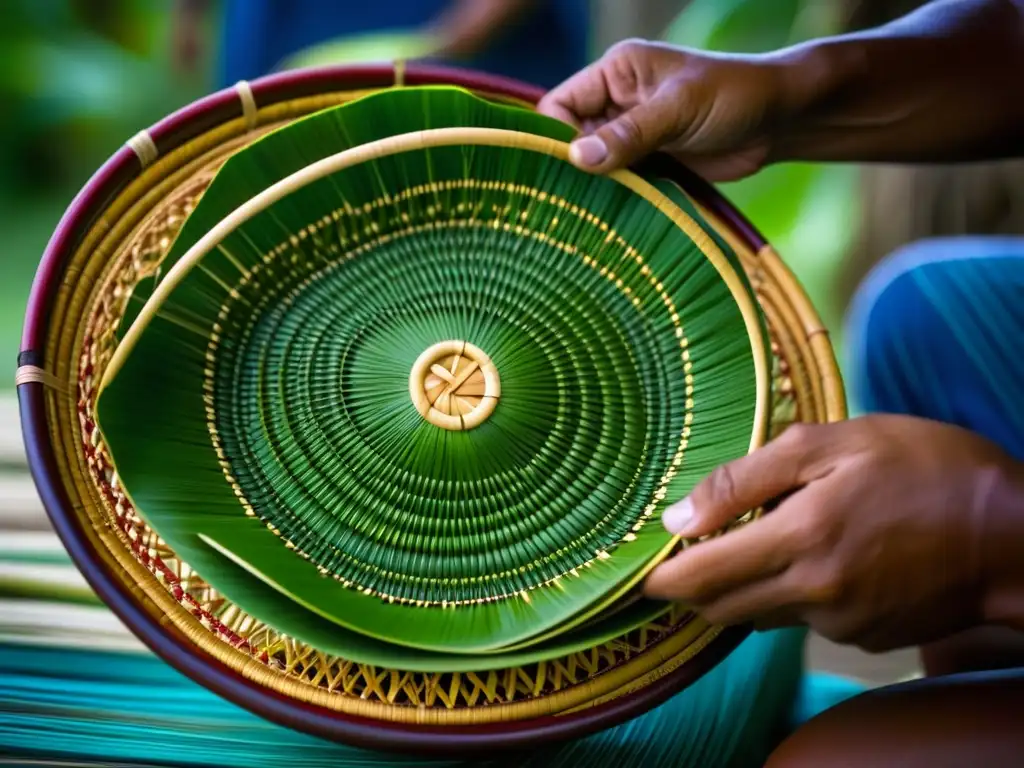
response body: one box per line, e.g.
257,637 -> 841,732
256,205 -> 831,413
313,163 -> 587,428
661,424 -> 826,537
567,86 -> 685,173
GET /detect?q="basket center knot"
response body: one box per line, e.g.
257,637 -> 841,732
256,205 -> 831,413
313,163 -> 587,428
409,340 -> 500,431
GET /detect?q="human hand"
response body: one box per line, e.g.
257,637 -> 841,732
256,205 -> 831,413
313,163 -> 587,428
537,39 -> 795,181
644,414 -> 1024,652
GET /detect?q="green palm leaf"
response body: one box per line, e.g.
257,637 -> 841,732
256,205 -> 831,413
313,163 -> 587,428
97,88 -> 769,663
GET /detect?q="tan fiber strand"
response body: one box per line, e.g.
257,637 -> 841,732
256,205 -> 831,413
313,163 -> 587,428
760,301 -> 815,427
126,130 -> 159,168
758,245 -> 847,421
394,60 -> 406,87
234,81 -> 259,131
809,334 -> 846,422
561,623 -> 724,712
684,199 -> 819,422
759,246 -> 829,336
15,365 -> 68,392
691,199 -> 842,425
759,282 -> 824,423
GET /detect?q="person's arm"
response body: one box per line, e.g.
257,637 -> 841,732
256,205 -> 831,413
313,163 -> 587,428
540,0 -> 1024,179
172,0 -> 212,76
427,0 -> 536,60
769,0 -> 1024,164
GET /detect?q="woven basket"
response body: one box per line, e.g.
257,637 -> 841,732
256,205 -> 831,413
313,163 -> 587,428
16,63 -> 845,755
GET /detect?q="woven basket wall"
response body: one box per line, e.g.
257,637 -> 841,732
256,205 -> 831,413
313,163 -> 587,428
17,63 -> 844,752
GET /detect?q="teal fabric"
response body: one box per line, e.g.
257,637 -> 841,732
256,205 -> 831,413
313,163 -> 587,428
0,627 -> 826,767
0,525 -> 864,764
793,672 -> 867,727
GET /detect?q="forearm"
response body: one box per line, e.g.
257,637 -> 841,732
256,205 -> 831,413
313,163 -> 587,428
429,0 -> 535,59
768,0 -> 1024,164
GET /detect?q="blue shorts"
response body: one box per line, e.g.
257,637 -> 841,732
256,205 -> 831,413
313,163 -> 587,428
847,236 -> 1024,458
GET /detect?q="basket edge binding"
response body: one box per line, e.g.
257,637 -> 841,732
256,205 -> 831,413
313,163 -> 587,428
16,63 -> 845,756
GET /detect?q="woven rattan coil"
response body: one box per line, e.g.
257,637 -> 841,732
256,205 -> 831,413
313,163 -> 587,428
18,64 -> 844,753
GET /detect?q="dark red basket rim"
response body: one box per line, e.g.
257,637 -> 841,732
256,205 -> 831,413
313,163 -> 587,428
17,62 -> 764,757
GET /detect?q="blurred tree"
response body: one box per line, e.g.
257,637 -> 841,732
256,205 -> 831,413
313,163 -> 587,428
591,0 -> 686,56
0,0 -> 197,195
0,1 -> 200,388
70,0 -> 161,56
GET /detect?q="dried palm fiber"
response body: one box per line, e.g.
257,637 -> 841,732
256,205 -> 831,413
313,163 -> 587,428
16,64 -> 844,755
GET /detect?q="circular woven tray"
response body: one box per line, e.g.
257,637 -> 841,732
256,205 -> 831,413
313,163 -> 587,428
17,64 -> 844,755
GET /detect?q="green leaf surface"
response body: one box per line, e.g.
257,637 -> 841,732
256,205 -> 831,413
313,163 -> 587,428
98,88 -> 768,662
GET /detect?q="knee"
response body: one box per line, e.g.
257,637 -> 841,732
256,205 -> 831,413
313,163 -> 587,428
767,671 -> 1024,767
844,240 -> 954,414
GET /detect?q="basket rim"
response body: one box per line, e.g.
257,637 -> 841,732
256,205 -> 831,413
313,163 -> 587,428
16,62 -> 839,755
19,64 -> 542,355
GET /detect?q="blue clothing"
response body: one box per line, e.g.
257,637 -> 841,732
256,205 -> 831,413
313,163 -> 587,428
847,236 -> 1024,458
217,0 -> 590,90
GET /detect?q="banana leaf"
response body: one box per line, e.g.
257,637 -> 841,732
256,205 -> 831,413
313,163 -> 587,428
97,87 -> 768,665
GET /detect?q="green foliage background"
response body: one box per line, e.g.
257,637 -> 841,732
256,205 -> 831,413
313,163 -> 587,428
0,0 -> 206,387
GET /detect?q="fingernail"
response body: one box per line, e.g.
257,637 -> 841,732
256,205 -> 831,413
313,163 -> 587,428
662,497 -> 694,535
569,135 -> 608,167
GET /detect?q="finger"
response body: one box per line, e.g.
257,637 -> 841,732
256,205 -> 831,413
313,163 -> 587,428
580,106 -> 622,137
567,84 -> 687,173
662,423 -> 830,538
537,62 -> 613,129
536,99 -> 582,131
644,512 -> 793,604
645,478 -> 834,605
693,571 -> 810,628
580,117 -> 607,137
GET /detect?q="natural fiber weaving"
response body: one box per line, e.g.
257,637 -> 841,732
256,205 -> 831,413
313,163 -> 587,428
15,63 -> 844,756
